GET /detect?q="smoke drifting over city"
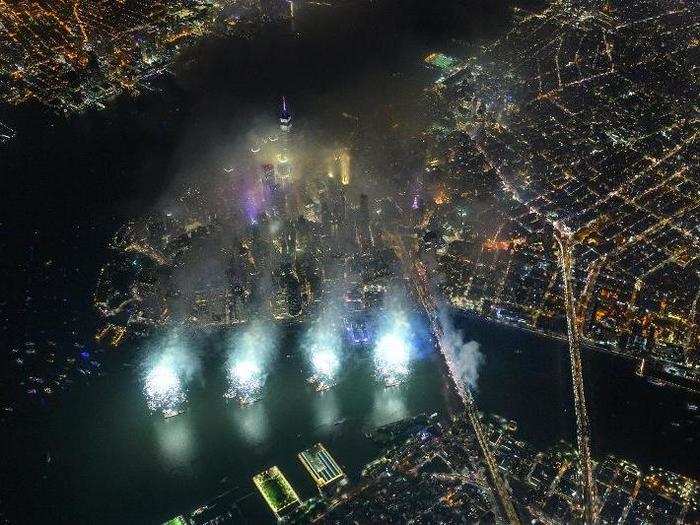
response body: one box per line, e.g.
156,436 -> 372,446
3,0 -> 698,523
94,74 -> 437,425
227,320 -> 281,371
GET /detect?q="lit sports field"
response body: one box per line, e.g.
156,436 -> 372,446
253,466 -> 301,518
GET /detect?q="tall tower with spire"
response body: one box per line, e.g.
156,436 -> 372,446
276,96 -> 293,184
279,96 -> 292,132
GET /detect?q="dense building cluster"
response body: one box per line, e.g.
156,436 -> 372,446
320,414 -> 700,524
0,0 -> 282,112
93,103 -> 405,348
4,1 -> 698,523
422,0 -> 699,386
94,180 -> 399,331
158,412 -> 699,523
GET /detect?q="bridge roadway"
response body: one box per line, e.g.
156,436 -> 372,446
389,232 -> 520,525
554,228 -> 598,524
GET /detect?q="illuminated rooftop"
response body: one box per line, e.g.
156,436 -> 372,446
298,443 -> 345,489
162,516 -> 187,525
425,52 -> 456,70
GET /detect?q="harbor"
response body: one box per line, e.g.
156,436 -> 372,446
4,314 -> 697,523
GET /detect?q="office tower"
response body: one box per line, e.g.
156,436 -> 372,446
338,149 -> 350,186
277,96 -> 292,183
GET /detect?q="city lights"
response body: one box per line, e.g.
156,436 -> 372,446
6,0 -> 699,522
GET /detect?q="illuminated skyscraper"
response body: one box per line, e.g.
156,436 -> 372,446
277,96 -> 292,182
338,149 -> 351,186
261,163 -> 276,194
279,96 -> 292,132
287,272 -> 302,317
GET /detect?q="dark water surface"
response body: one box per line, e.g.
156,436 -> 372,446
8,315 -> 699,524
41,333 -> 450,523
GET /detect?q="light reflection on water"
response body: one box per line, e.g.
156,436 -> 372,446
370,384 -> 409,427
311,388 -> 340,429
229,401 -> 270,446
35,316 -> 698,525
153,414 -> 195,467
144,334 -> 435,480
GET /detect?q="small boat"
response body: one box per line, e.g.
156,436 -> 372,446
163,408 -> 182,419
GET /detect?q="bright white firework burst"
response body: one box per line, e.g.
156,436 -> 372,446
225,359 -> 265,406
144,362 -> 186,417
374,331 -> 411,387
309,348 -> 340,391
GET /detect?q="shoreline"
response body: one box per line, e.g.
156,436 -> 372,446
450,307 -> 700,395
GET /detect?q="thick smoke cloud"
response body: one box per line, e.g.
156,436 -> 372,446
438,310 -> 484,392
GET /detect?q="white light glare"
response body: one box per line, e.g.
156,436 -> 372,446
374,331 -> 411,386
234,360 -> 260,382
144,362 -> 186,416
226,359 -> 265,405
312,349 -> 339,377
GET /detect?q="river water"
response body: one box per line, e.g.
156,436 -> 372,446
6,313 -> 697,524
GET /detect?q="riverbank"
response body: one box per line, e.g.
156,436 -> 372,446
452,307 -> 700,394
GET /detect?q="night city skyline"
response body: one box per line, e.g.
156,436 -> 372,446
0,1 -> 698,524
